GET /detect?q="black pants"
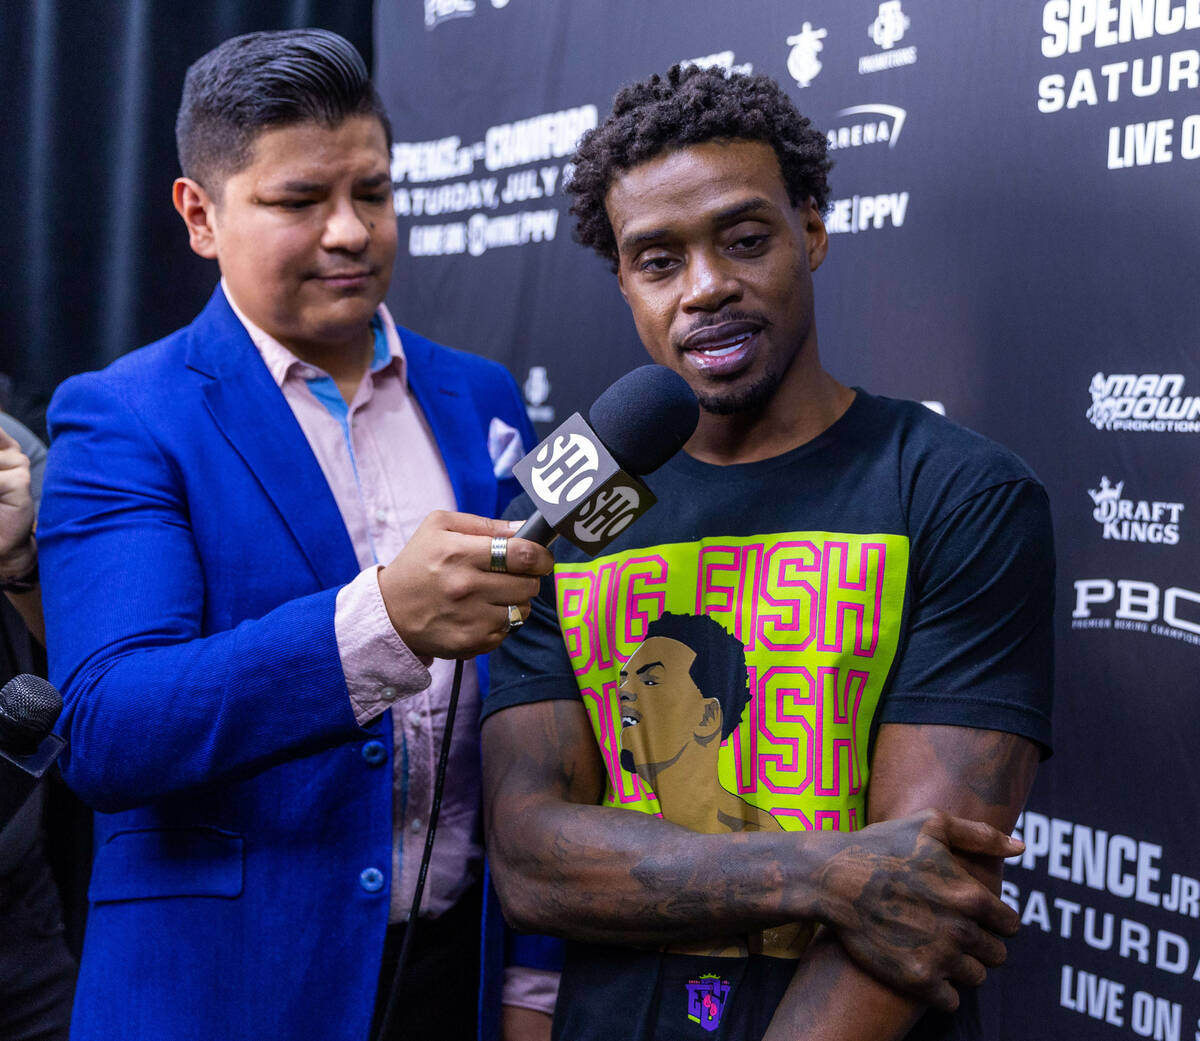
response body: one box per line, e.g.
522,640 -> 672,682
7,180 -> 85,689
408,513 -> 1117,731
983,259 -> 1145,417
0,839 -> 77,1041
371,882 -> 482,1040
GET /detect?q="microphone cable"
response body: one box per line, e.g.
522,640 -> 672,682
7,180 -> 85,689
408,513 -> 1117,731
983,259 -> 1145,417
373,656 -> 465,1041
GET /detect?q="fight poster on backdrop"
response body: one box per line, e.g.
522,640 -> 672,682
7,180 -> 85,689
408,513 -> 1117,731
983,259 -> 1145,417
376,2 -> 1200,1037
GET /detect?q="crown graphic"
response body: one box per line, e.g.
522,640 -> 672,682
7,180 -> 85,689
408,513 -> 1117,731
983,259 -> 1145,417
1088,476 -> 1124,505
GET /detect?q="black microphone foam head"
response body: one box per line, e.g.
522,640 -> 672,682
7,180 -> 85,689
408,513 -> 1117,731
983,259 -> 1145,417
588,364 -> 699,475
0,674 -> 62,756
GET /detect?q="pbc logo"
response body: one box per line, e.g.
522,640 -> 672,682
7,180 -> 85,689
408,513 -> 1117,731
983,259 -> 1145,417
1073,579 -> 1200,642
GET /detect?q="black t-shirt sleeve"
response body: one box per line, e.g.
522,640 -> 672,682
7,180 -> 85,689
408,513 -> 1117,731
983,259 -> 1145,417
880,477 -> 1055,754
482,495 -> 581,722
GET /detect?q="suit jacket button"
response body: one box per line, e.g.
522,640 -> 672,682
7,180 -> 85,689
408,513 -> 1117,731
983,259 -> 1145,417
360,867 -> 385,893
362,740 -> 387,766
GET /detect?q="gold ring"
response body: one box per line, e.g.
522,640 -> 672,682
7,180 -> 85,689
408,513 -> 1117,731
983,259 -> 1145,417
506,604 -> 524,631
489,535 -> 509,573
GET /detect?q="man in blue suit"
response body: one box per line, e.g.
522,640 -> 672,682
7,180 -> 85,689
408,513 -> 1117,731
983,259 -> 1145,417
37,30 -> 555,1041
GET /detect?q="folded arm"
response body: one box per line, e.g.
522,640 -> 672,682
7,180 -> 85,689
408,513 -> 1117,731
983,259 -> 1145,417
764,723 -> 1040,1040
482,700 -> 1024,1008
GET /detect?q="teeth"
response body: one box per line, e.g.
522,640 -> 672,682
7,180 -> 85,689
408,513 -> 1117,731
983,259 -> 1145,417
621,716 -> 638,727
698,334 -> 751,356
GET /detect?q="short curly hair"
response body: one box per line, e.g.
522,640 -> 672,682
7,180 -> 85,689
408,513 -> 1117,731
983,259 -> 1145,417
567,64 -> 832,269
643,612 -> 751,741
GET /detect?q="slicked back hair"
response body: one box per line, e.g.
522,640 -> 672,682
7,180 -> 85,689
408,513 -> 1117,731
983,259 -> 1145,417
176,29 -> 391,195
643,612 -> 751,741
567,64 -> 832,270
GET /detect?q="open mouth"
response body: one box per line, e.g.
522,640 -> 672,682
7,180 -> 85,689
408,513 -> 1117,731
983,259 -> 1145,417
680,321 -> 761,376
620,714 -> 639,728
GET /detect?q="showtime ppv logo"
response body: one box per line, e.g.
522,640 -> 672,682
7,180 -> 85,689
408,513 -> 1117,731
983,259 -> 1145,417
1087,372 -> 1200,432
1089,476 -> 1184,544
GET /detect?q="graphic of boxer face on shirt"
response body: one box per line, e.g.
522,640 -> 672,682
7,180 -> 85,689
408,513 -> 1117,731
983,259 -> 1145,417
617,612 -> 781,835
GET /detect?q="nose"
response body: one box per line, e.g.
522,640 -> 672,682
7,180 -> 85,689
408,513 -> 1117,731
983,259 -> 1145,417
681,251 -> 741,313
322,195 -> 371,254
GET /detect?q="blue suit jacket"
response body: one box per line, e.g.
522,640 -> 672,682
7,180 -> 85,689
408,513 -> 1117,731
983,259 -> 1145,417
38,287 -> 540,1040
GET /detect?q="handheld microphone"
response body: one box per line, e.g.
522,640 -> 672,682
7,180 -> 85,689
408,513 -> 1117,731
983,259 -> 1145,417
0,674 -> 65,830
512,364 -> 699,554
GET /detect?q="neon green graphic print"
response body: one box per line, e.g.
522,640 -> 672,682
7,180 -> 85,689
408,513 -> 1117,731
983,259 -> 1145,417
555,531 -> 909,836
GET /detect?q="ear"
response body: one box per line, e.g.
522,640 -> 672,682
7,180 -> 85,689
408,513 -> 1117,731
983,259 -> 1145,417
696,698 -> 723,740
172,177 -> 220,260
803,199 -> 828,272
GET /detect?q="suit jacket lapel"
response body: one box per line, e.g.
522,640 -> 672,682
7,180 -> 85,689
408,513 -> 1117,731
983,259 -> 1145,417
186,289 -> 359,589
403,333 -> 492,518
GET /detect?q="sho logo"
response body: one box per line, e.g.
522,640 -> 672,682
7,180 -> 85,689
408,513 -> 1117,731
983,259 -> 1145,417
529,433 -> 599,506
685,975 -> 731,1032
1073,578 -> 1200,644
523,367 -> 555,424
1088,477 -> 1184,545
1087,372 -> 1200,433
425,0 -> 475,29
786,23 -> 827,88
870,1 -> 910,50
572,485 -> 642,545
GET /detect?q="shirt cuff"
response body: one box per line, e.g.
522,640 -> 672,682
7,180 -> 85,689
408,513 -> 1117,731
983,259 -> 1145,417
502,966 -> 560,1016
336,566 -> 432,726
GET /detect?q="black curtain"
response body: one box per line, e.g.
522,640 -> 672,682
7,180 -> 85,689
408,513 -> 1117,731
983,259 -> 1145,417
0,0 -> 375,436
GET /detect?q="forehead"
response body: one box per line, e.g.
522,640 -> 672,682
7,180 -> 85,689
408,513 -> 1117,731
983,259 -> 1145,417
629,635 -> 697,671
237,115 -> 390,182
605,139 -> 791,248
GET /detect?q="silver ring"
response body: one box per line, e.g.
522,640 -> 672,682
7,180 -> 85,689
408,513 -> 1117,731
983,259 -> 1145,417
506,604 -> 524,631
489,535 -> 509,573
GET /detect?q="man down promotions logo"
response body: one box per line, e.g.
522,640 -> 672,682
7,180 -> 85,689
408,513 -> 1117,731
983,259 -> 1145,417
1087,372 -> 1200,433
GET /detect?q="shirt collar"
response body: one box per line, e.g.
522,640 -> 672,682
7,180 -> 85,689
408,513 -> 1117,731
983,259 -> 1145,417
222,278 -> 408,388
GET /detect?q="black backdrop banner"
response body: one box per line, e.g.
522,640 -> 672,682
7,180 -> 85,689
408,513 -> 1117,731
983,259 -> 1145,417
377,2 -> 1200,1038
0,0 -> 374,431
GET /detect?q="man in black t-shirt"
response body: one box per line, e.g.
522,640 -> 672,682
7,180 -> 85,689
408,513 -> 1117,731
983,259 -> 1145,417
481,66 -> 1053,1041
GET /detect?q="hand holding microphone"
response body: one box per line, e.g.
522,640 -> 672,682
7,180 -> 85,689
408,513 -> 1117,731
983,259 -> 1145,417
375,365 -> 697,662
377,512 -> 554,660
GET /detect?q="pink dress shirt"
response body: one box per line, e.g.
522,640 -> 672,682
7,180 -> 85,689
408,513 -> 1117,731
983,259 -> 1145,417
227,290 -> 556,1015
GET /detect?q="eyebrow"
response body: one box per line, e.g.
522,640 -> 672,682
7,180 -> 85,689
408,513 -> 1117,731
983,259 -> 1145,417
272,171 -> 391,193
618,196 -> 775,254
636,661 -> 663,675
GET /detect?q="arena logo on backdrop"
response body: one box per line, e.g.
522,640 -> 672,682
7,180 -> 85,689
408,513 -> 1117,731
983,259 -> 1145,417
1088,476 -> 1185,545
826,105 -> 907,151
524,366 -> 555,424
785,23 -> 828,88
1086,372 -> 1200,433
859,2 -> 918,74
681,50 -> 754,77
824,191 -> 910,234
1072,577 -> 1200,646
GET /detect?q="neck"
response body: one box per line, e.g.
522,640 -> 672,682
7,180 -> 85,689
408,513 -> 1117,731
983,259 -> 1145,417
686,359 -> 855,466
290,326 -> 375,406
650,744 -> 725,833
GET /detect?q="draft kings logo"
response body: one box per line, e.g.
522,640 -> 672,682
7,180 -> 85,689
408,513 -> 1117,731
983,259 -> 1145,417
554,530 -> 910,843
